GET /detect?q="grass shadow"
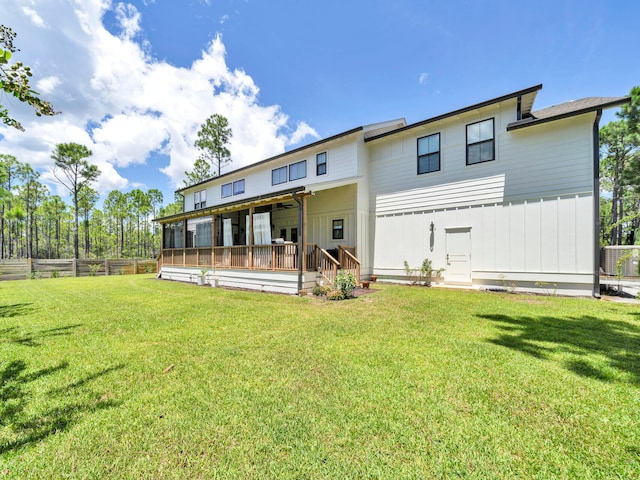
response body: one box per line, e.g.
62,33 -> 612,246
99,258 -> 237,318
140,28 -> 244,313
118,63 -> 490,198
0,303 -> 36,319
480,313 -> 640,384
0,323 -> 83,347
0,359 -> 124,454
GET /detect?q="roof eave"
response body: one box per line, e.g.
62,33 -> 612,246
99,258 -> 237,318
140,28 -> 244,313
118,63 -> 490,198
365,84 -> 543,143
177,126 -> 364,193
507,97 -> 631,131
154,186 -> 307,224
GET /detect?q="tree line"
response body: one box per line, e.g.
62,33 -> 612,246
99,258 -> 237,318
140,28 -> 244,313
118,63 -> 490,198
600,86 -> 640,245
0,151 -> 181,260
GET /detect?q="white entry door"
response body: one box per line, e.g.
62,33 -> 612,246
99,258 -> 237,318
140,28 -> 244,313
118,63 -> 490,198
445,227 -> 471,284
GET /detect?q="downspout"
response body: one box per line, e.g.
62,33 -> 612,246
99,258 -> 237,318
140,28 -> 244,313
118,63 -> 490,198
292,191 -> 304,292
593,109 -> 603,298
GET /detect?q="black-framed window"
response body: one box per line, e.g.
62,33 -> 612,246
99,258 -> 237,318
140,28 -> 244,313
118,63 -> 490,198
332,219 -> 344,240
291,227 -> 298,243
194,189 -> 206,209
233,179 -> 245,195
289,160 -> 307,181
272,166 -> 287,185
417,133 -> 440,174
466,118 -> 495,165
316,152 -> 327,176
221,183 -> 232,198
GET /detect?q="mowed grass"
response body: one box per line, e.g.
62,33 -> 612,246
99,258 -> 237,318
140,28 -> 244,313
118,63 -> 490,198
1,276 -> 639,479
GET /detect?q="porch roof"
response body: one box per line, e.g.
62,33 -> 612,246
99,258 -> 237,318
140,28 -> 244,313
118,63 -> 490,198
153,187 -> 309,224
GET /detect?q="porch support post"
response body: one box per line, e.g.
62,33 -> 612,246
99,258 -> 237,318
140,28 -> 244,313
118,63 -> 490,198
292,191 -> 304,292
183,219 -> 187,266
211,215 -> 216,272
248,206 -> 254,269
302,195 -> 308,271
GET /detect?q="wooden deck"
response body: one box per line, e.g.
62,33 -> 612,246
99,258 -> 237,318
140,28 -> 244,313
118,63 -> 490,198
158,244 -> 360,285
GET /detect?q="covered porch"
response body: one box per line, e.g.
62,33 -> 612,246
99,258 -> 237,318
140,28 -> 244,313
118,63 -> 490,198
154,188 -> 360,293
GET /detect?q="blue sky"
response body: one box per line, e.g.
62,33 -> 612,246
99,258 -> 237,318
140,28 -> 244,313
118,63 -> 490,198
2,0 -> 637,207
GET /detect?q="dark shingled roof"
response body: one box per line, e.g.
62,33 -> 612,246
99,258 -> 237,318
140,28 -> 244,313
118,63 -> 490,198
507,96 -> 630,131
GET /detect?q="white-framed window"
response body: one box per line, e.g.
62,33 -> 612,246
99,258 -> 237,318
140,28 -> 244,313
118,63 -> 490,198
316,152 -> 327,176
466,118 -> 495,165
222,179 -> 245,198
272,166 -> 287,185
289,160 -> 307,181
417,133 -> 440,174
194,189 -> 206,209
233,179 -> 245,195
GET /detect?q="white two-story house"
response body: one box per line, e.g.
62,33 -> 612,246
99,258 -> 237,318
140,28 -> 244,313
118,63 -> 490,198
155,84 -> 628,295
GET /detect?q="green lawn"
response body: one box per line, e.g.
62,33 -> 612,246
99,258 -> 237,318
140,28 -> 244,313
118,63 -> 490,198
1,276 -> 639,479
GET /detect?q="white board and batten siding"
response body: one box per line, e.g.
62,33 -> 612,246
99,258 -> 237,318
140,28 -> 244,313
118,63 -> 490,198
369,105 -> 598,295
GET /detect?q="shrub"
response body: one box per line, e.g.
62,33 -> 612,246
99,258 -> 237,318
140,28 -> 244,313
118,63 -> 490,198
313,285 -> 332,296
326,290 -> 345,301
335,270 -> 357,298
88,263 -> 102,276
51,270 -> 60,278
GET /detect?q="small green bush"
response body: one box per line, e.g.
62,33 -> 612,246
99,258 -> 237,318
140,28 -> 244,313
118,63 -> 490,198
88,263 -> 102,276
51,270 -> 60,278
326,290 -> 345,301
335,269 -> 357,298
313,285 -> 332,296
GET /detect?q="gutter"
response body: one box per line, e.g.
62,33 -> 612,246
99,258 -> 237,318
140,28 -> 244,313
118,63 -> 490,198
593,109 -> 602,299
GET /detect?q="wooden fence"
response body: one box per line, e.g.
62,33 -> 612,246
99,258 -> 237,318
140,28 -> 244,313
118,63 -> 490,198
0,259 -> 157,281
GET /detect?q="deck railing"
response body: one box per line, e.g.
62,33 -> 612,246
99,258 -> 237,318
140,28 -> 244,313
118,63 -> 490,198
315,246 -> 340,284
338,245 -> 361,283
160,243 -> 359,283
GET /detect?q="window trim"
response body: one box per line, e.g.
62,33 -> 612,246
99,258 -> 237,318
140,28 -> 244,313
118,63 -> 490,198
316,152 -> 327,176
289,159 -> 307,181
332,219 -> 344,240
221,183 -> 232,198
466,118 -> 495,165
417,133 -> 441,175
272,166 -> 287,185
233,179 -> 245,195
194,189 -> 207,209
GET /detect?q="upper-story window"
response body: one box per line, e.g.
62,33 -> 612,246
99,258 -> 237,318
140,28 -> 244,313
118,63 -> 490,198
272,166 -> 287,185
222,179 -> 245,198
417,133 -> 440,174
466,118 -> 495,165
289,160 -> 307,181
233,179 -> 245,195
194,189 -> 206,209
316,152 -> 327,176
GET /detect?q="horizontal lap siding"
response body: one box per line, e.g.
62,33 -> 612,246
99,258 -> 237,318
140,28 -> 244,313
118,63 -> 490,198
368,106 -> 595,210
182,137 -> 360,213
376,175 -> 505,214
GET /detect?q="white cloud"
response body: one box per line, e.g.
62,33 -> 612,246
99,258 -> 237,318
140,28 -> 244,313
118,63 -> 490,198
36,75 -> 61,94
0,0 -> 318,198
22,6 -> 47,28
419,72 -> 430,85
287,122 -> 319,146
114,2 -> 142,39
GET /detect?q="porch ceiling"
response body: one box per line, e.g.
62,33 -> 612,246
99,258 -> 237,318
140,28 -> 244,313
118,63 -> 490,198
154,188 -> 311,224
